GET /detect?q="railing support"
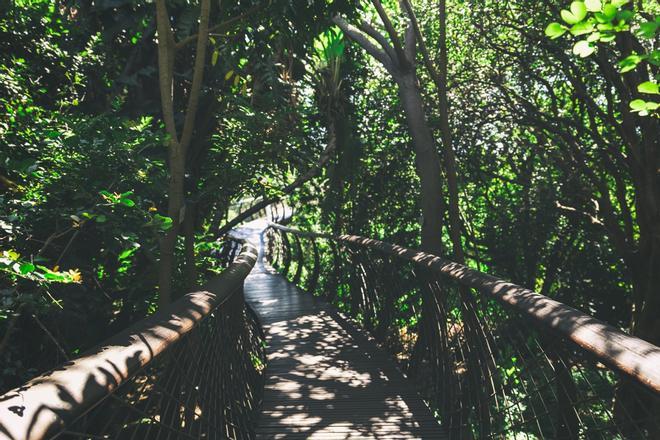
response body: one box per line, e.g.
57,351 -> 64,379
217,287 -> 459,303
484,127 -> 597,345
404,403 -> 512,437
0,241 -> 261,440
265,222 -> 660,439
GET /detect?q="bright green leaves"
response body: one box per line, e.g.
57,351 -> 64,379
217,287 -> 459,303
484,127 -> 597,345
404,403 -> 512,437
150,214 -> 173,231
118,248 -> 137,260
117,243 -> 141,274
551,0 -> 637,51
618,53 -> 644,72
629,99 -> 659,116
212,50 -> 219,66
638,81 -> 659,95
100,190 -> 136,207
545,22 -> 568,39
570,21 -> 595,36
98,189 -> 174,232
584,0 -> 602,12
561,2 -> 588,25
573,40 -> 595,57
630,80 -> 659,115
19,262 -> 36,274
0,250 -> 81,284
547,0 -> 658,116
637,20 -> 659,39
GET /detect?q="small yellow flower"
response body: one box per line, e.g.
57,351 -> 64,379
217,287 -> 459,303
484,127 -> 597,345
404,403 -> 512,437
69,269 -> 82,283
53,265 -> 60,272
149,206 -> 158,212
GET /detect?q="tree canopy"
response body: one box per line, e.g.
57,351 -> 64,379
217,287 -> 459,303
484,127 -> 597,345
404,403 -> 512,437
0,0 -> 658,411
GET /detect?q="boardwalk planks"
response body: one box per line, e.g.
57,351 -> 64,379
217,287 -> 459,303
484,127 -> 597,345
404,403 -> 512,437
242,225 -> 445,439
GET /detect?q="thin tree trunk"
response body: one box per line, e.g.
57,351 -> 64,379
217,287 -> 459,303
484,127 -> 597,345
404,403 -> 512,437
402,0 -> 462,261
396,72 -> 444,255
155,0 -> 211,306
435,0 -> 464,263
333,14 -> 445,255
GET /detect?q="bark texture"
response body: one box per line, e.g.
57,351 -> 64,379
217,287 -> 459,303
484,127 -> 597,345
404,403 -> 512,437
333,11 -> 444,255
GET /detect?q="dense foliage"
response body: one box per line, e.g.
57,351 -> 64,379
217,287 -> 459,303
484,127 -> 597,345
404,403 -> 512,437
0,0 -> 658,421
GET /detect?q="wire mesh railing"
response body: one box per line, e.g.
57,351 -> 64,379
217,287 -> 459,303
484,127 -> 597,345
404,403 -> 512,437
265,223 -> 660,439
0,238 -> 265,440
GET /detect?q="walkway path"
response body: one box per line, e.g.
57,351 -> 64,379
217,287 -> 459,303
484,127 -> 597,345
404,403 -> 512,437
236,221 -> 445,439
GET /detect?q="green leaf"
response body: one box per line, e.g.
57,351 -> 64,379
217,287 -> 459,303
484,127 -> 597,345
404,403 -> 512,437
153,214 -> 173,231
573,40 -> 595,57
212,50 -> 219,66
118,248 -> 136,260
19,263 -> 35,274
570,21 -> 595,36
629,99 -> 659,116
594,12 -> 609,23
610,0 -> 629,7
120,198 -> 135,207
637,21 -> 658,39
617,10 -> 633,21
545,22 -> 568,39
648,50 -> 660,67
587,31 -> 602,42
638,81 -> 659,95
618,53 -> 643,72
597,22 -> 615,31
561,10 -> 578,25
602,4 -> 617,20
95,215 -> 107,223
571,1 -> 588,21
43,271 -> 66,281
584,0 -> 601,11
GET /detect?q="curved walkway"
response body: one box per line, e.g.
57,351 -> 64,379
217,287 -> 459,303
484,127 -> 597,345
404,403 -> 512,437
237,221 -> 445,439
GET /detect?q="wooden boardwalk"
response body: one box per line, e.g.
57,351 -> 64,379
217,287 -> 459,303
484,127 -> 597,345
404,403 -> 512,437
240,224 -> 445,439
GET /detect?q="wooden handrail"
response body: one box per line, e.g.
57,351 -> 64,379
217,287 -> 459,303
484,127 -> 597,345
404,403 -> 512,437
269,223 -> 660,394
0,241 -> 258,440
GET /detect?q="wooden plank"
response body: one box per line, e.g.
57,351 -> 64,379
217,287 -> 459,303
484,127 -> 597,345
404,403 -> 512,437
240,224 -> 446,439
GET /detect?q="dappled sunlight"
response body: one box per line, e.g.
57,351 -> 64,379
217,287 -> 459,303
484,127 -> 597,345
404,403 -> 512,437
241,224 -> 445,439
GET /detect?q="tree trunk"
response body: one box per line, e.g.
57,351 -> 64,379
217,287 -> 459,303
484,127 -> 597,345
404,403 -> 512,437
333,14 -> 445,254
435,0 -> 464,263
396,72 -> 444,255
155,0 -> 211,306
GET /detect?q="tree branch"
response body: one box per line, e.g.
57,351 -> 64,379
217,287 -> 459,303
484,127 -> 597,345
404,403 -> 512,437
333,16 -> 394,72
370,0 -> 409,69
357,20 -> 396,61
216,141 -> 337,237
174,3 -> 265,50
400,0 -> 444,94
155,0 -> 178,142
404,22 -> 415,62
179,0 -> 212,153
